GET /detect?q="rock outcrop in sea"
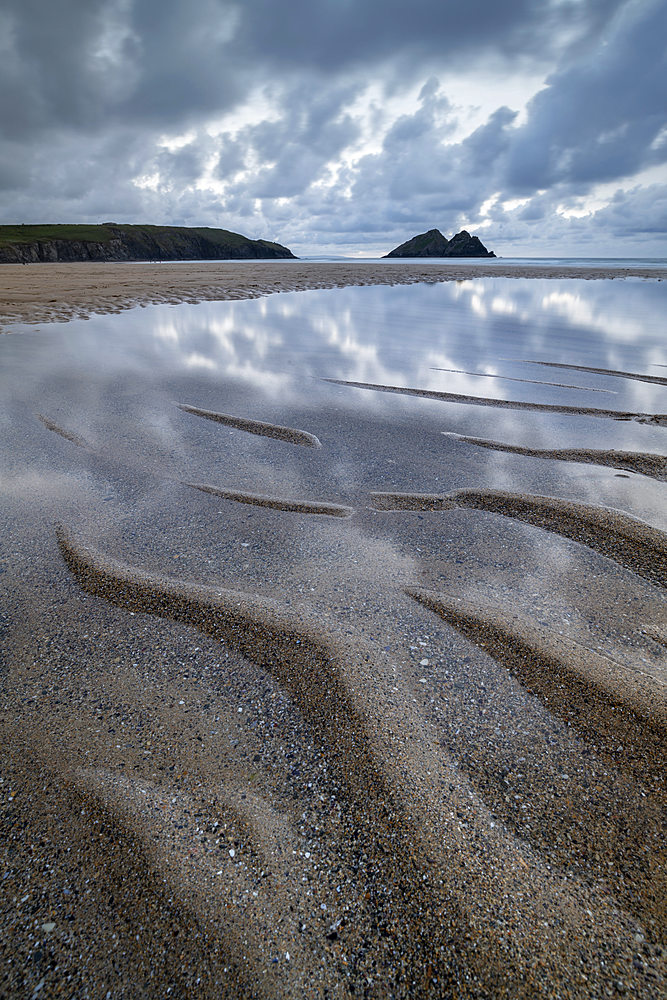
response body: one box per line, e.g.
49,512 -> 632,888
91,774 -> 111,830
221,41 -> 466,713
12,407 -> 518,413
384,228 -> 495,258
0,223 -> 297,263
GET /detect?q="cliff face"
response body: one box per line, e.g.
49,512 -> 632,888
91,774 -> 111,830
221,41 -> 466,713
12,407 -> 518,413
0,224 -> 297,263
384,228 -> 495,258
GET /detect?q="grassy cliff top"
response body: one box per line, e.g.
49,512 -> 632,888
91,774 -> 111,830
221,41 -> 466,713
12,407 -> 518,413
0,223 -> 282,250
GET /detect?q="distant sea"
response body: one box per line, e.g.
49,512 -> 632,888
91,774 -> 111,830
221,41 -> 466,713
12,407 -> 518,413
162,255 -> 666,268
297,255 -> 667,268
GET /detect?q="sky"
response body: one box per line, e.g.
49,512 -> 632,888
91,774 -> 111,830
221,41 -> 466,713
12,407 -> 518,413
1,0 -> 666,258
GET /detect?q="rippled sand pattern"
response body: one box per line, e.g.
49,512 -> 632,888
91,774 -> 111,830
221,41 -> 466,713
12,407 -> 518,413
52,525 -> 667,997
370,488 -> 667,587
54,525 -> 374,790
2,275 -> 667,999
408,588 -> 666,780
2,260 -> 665,329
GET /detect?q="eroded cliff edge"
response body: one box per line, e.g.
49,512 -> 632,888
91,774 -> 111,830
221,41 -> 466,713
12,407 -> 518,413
0,223 -> 297,263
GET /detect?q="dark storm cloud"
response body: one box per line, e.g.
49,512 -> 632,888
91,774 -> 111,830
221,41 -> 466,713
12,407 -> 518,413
504,0 -> 667,192
0,0 -> 116,139
0,0 -> 245,137
232,0 -> 623,73
0,0 -> 622,141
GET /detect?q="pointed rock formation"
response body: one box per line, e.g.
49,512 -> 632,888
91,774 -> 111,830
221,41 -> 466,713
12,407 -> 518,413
445,230 -> 496,257
384,228 -> 495,258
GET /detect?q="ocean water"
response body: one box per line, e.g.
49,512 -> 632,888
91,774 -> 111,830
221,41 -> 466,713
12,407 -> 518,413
299,255 -> 667,268
163,255 -> 667,269
1,276 -> 666,997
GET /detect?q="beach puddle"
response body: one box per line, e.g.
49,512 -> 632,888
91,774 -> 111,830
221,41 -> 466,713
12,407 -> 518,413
1,277 -> 666,998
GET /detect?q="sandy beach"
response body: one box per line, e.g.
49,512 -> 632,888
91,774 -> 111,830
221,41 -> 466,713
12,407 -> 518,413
1,264 -> 666,999
1,259 -> 665,329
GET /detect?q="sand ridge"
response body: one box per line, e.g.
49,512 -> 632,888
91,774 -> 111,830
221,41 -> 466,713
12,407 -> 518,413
186,482 -> 354,517
443,432 -> 667,480
370,487 -> 667,587
513,359 -> 667,387
408,587 -> 667,783
324,376 -> 667,425
430,366 -> 618,392
178,403 -> 323,448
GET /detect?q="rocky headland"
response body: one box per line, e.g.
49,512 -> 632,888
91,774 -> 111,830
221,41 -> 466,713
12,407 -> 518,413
384,228 -> 495,258
0,223 -> 296,263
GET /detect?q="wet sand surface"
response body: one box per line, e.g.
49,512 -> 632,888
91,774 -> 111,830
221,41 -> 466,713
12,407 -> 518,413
1,273 -> 666,998
1,259 -> 665,330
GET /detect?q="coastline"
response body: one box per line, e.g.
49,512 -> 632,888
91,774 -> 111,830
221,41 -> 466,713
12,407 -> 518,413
1,259 -> 666,330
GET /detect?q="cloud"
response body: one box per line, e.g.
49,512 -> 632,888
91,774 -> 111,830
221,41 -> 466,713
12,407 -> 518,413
503,0 -> 667,192
224,82 -> 363,199
0,0 -> 141,139
0,0 -> 243,138
1,0 -> 627,141
593,184 -> 667,238
232,0 -> 623,74
0,0 -> 664,255
0,0 -> 591,143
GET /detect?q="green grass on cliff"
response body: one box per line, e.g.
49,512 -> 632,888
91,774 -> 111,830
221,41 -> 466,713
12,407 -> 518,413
0,223 -> 281,250
0,224 -> 118,247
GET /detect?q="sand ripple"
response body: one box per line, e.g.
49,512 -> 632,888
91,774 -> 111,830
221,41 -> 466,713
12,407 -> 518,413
54,524 -> 373,795
430,367 -> 617,393
51,524 -> 667,997
371,488 -> 667,587
323,378 -> 667,424
36,413 -> 89,449
178,403 -> 322,447
408,587 -> 666,782
443,431 -> 667,480
514,360 -> 667,386
186,481 -> 353,517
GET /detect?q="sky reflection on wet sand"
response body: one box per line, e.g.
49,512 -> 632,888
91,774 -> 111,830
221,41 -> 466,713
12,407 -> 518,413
1,278 -> 666,999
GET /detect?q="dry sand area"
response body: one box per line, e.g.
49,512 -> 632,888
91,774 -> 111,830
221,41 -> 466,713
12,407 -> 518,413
1,261 -> 666,999
1,259 -> 665,329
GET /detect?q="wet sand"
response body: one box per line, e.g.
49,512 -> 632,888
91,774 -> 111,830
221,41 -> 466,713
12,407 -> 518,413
1,259 -> 665,329
1,268 -> 666,998
370,487 -> 667,586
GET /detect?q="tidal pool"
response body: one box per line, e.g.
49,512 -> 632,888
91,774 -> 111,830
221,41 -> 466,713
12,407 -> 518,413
1,278 -> 665,998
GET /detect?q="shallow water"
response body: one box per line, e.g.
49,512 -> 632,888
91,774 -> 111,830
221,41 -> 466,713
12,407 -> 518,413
1,278 -> 666,998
